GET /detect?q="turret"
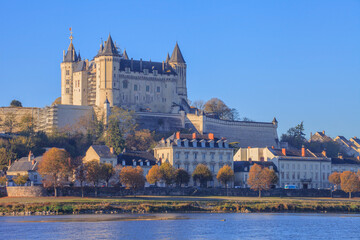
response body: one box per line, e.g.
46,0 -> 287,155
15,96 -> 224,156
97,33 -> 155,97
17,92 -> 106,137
169,42 -> 187,99
94,34 -> 121,107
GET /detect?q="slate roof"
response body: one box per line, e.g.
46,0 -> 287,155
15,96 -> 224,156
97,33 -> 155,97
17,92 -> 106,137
64,42 -> 79,62
267,147 -> 328,159
233,161 -> 278,173
97,34 -> 120,57
118,150 -> 157,166
169,43 -> 185,63
158,133 -> 229,148
73,61 -> 87,72
119,59 -> 176,75
91,145 -> 117,158
331,157 -> 360,165
7,156 -> 42,172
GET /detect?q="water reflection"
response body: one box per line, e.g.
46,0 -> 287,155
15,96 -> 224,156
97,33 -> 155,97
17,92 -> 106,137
1,213 -> 360,240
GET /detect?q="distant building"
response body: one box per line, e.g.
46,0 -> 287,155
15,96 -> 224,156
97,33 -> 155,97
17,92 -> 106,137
7,152 -> 43,186
154,132 -> 233,187
334,136 -> 360,157
309,131 -> 333,142
234,146 -> 331,189
233,161 -> 278,188
83,145 -> 118,167
331,156 -> 360,173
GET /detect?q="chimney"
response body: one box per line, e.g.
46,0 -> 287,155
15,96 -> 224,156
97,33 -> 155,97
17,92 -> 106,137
140,58 -> 143,71
357,156 -> 360,161
162,61 -> 165,72
208,133 -> 214,140
131,58 -> 133,70
176,131 -> 181,139
301,145 -> 306,157
282,148 -> 286,156
8,159 -> 11,167
110,147 -> 114,154
339,153 -> 343,159
322,130 -> 325,135
322,149 -> 327,157
271,146 -> 274,149
28,151 -> 33,161
32,160 -> 35,165
192,133 -> 197,139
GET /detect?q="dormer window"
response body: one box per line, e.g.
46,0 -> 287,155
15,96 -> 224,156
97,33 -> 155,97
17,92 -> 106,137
140,161 -> 143,166
144,69 -> 149,74
153,70 -> 158,76
133,160 -> 136,166
146,161 -> 150,166
125,67 -> 130,73
122,160 -> 126,166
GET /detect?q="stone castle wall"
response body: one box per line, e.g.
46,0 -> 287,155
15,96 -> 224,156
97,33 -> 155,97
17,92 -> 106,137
0,107 -> 42,132
186,113 -> 279,147
6,186 -> 46,197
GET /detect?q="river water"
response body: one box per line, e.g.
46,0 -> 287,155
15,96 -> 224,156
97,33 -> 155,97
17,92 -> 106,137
0,213 -> 359,239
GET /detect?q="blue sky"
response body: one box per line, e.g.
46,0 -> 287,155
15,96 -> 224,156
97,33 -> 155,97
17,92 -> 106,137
0,1 -> 359,139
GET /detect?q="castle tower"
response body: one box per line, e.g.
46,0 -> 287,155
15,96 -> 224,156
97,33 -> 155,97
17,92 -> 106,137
61,29 -> 79,105
94,34 -> 121,107
168,43 -> 187,100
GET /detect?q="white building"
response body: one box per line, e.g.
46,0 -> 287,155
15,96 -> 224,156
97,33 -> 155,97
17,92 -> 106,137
234,147 -> 331,189
154,132 -> 233,187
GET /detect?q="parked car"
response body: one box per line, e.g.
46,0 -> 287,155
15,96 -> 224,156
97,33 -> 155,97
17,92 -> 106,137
284,185 -> 297,189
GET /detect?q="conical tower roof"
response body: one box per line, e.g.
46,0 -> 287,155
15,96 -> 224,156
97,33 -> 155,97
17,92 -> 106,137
165,52 -> 170,63
123,49 -> 129,59
169,42 -> 185,64
64,41 -> 78,62
99,34 -> 119,56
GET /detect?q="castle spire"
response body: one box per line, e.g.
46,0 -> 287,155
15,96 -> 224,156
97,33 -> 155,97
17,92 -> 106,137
99,34 -> 119,56
165,52 -> 170,63
123,49 -> 129,59
169,42 -> 185,64
64,27 -> 78,62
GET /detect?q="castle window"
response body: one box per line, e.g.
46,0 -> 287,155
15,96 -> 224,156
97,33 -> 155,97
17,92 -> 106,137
66,79 -> 69,84
144,69 -> 149,75
66,70 -> 70,75
153,70 -> 158,76
66,88 -> 69,94
125,67 -> 130,73
123,81 -> 128,89
134,84 -> 138,91
146,85 -> 150,92
157,86 -> 160,93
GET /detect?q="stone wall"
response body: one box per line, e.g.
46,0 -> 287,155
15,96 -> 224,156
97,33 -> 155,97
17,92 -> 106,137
136,111 -> 185,132
6,186 -> 46,197
0,107 -> 41,132
186,113 -> 279,147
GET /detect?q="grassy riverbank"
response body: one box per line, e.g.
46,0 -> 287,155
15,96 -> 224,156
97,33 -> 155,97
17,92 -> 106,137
1,196 -> 360,215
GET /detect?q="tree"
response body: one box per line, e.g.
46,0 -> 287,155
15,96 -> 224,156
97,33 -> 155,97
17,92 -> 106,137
100,163 -> 115,187
75,163 -> 87,198
10,100 -> 22,107
269,169 -> 279,187
19,114 -> 35,135
340,171 -> 360,198
12,174 -> 29,186
0,176 -> 7,186
328,172 -> 341,190
216,165 -> 234,188
174,168 -> 190,187
85,160 -> 102,197
247,164 -> 273,197
3,112 -> 17,133
192,164 -> 213,187
191,100 -> 205,110
38,148 -> 72,197
203,98 -> 239,121
105,115 -> 125,155
126,129 -> 156,151
119,166 -> 145,193
0,147 -> 16,171
110,107 -> 137,136
280,122 -> 306,149
146,165 -> 162,186
159,162 -> 176,186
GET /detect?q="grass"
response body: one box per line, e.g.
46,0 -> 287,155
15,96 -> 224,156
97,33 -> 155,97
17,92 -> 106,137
1,196 -> 360,215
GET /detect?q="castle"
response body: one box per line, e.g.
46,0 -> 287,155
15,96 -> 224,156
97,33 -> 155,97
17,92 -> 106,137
61,33 -> 189,113
0,32 -> 280,148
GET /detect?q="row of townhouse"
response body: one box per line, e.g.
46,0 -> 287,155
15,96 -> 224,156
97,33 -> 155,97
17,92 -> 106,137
234,146 -> 360,189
